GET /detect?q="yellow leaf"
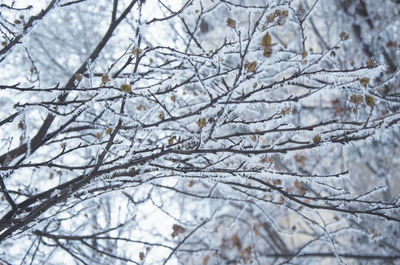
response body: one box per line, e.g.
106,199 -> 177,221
339,32 -> 349,40
168,136 -> 176,145
261,33 -> 274,57
313,135 -> 321,144
281,107 -> 291,115
281,10 -> 289,19
261,32 -> 272,48
101,73 -> 110,84
226,18 -> 236,28
244,61 -> 257,73
349,94 -> 357,103
18,121 -> 24,130
294,181 -> 307,195
203,255 -> 210,265
106,127 -> 112,134
301,50 -> 307,59
264,46 -> 272,57
197,118 -> 206,129
171,224 -> 186,238
231,233 -> 242,250
139,252 -> 144,261
158,111 -> 164,120
253,224 -> 260,236
356,95 -> 364,104
359,77 -> 370,87
349,94 -> 364,104
267,13 -> 275,23
365,94 -> 375,107
75,73 -> 83,81
137,104 -> 147,111
366,57 -> 376,68
121,84 -> 131,93
132,48 -> 142,56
